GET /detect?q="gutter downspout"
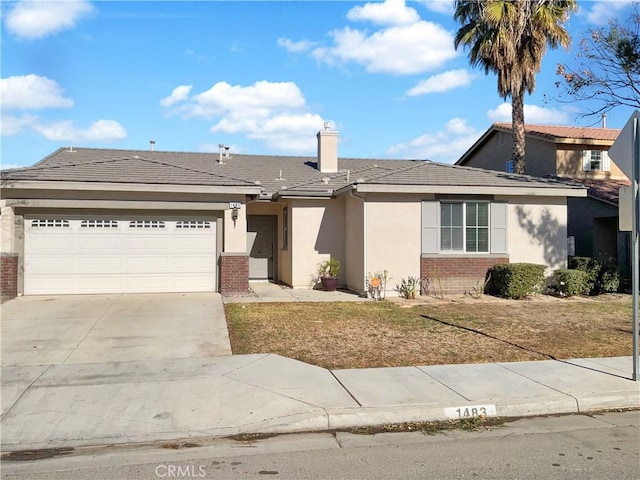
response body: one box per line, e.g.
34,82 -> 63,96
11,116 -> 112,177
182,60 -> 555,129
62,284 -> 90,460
349,187 -> 367,296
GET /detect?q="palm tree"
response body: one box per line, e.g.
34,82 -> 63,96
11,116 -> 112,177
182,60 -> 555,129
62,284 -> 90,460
454,0 -> 576,174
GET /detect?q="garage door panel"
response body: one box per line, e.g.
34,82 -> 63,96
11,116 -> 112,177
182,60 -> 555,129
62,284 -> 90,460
75,276 -> 122,292
28,236 -> 71,252
27,256 -> 75,274
78,236 -> 122,250
169,256 -> 216,272
25,218 -> 217,294
77,256 -> 122,273
123,256 -> 169,273
171,236 -> 215,250
122,236 -> 170,250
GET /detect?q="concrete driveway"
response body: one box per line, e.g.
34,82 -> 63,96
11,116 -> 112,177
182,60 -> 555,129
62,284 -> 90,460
0,293 -> 231,366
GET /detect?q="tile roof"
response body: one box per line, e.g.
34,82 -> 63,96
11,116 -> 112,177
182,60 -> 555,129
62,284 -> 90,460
546,176 -> 631,205
494,123 -> 620,142
1,146 -> 584,198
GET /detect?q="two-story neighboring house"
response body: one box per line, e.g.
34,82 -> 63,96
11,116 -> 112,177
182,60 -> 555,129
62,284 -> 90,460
456,123 -> 631,280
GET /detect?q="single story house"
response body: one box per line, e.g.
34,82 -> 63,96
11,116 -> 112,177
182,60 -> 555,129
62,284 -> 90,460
0,128 -> 586,299
455,123 -> 631,278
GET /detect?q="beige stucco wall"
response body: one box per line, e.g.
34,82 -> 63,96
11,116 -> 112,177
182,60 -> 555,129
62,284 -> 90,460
344,194 -> 365,292
501,195 -> 568,271
556,145 -> 628,180
521,137 -> 557,177
461,133 -> 511,171
290,198 -> 345,288
365,195 -> 423,294
0,202 -> 15,253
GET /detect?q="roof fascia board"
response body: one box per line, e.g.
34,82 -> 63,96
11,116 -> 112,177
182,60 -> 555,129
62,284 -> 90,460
353,183 -> 587,197
0,180 -> 262,195
273,191 -> 333,200
4,199 -> 232,210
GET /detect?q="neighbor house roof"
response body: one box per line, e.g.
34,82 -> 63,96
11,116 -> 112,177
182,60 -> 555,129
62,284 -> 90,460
1,146 -> 587,199
456,123 -> 621,166
547,176 -> 631,205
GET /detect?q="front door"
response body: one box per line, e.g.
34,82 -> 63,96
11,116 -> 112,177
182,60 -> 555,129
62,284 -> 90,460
247,216 -> 275,280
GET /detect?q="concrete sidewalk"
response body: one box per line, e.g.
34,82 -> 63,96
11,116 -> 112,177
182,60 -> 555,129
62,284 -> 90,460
2,354 -> 638,452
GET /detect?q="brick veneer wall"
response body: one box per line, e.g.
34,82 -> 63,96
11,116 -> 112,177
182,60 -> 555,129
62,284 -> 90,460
1,254 -> 18,300
220,253 -> 250,295
421,255 -> 509,295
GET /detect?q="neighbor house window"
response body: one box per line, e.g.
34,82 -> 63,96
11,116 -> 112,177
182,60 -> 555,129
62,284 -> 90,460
440,202 -> 489,253
282,207 -> 289,250
505,160 -> 515,173
582,150 -> 610,172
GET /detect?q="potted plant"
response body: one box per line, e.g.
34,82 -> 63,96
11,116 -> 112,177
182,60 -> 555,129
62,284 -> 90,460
317,258 -> 341,291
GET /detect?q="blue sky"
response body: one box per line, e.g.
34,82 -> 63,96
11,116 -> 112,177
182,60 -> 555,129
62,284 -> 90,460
1,0 -> 637,169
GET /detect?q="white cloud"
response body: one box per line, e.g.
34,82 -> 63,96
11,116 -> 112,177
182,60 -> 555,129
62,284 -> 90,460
1,74 -> 74,110
0,114 -> 39,136
162,80 -> 326,153
347,0 -> 420,27
313,21 -> 456,75
5,0 -> 94,40
277,37 -> 317,53
386,118 -> 481,163
33,119 -> 126,142
160,85 -> 192,107
487,103 -> 571,124
580,1 -> 633,26
407,69 -> 475,96
418,0 -> 455,15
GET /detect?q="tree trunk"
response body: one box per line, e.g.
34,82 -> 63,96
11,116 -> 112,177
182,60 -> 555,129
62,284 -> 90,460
512,89 -> 526,175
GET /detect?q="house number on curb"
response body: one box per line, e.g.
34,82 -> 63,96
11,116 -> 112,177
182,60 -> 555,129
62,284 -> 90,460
444,404 -> 497,419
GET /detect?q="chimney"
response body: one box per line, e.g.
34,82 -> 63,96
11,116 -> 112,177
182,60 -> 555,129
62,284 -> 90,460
317,123 -> 338,173
150,140 -> 155,151
218,144 -> 225,164
601,113 -> 607,128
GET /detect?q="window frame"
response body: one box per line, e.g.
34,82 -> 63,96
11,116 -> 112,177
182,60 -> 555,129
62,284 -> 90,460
439,201 -> 490,254
582,150 -> 610,172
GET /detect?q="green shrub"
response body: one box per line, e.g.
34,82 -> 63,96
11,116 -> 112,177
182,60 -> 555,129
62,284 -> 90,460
598,266 -> 621,293
552,269 -> 589,297
487,263 -> 546,299
568,256 -> 601,294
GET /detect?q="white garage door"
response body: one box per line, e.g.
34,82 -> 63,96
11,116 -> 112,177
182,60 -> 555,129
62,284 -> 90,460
25,217 -> 217,294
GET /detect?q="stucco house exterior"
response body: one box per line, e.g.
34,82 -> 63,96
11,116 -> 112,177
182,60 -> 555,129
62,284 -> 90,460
0,128 -> 586,299
456,123 -> 631,279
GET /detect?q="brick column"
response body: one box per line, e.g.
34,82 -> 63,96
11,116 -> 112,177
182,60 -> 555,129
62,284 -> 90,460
1,253 -> 18,300
220,253 -> 250,295
421,255 -> 509,295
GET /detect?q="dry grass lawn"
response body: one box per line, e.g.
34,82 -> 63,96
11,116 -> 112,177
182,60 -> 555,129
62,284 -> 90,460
225,294 -> 633,369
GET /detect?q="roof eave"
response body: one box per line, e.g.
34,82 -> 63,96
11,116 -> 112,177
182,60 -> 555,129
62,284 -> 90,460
272,190 -> 334,200
353,183 -> 587,197
0,179 -> 262,196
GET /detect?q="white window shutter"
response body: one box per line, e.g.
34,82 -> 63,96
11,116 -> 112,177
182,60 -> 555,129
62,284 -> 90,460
582,150 -> 591,171
490,202 -> 508,254
422,201 -> 439,253
602,151 -> 611,172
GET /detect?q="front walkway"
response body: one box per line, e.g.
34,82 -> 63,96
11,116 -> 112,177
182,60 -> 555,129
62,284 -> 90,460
223,281 -> 369,304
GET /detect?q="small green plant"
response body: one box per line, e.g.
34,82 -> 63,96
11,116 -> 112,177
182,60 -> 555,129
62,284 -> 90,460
568,256 -> 601,295
598,266 -> 620,293
487,263 -> 546,299
367,270 -> 389,300
395,276 -> 421,299
317,258 -> 341,278
552,269 -> 589,297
